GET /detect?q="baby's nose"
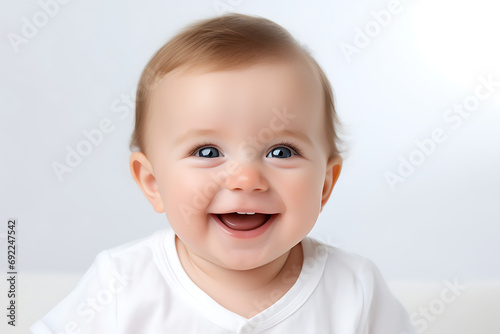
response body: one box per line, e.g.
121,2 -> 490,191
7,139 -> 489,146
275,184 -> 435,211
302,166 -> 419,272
225,163 -> 269,192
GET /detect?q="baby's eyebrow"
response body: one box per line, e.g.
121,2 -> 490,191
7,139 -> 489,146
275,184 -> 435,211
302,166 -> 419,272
174,129 -> 219,145
174,128 -> 312,145
273,129 -> 312,145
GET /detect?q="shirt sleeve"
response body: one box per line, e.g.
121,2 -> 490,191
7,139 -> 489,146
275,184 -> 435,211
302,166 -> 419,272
357,259 -> 417,334
30,250 -> 122,334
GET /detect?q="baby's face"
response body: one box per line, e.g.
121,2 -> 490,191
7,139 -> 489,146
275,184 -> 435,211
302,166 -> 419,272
138,60 -> 341,270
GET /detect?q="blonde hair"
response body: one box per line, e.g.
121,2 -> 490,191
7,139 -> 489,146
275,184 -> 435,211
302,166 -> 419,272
130,13 -> 343,160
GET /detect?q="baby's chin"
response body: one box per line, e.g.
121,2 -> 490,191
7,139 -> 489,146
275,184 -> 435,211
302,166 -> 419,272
209,246 -> 294,272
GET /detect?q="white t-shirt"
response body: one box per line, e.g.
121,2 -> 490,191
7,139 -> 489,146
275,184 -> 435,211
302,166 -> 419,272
31,228 -> 416,334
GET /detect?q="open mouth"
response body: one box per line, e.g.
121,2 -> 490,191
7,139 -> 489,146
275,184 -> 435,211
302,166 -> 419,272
216,212 -> 272,231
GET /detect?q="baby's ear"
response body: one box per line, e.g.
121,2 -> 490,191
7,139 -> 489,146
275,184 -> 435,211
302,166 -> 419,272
320,156 -> 342,212
129,152 -> 165,213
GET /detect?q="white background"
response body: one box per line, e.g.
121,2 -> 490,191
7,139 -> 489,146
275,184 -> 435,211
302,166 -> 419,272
1,0 -> 499,332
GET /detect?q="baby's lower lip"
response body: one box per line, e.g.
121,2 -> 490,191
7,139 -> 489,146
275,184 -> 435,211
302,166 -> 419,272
210,213 -> 277,239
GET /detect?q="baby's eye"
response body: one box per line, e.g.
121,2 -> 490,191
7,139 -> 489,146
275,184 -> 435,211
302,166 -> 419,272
266,146 -> 295,159
195,146 -> 221,158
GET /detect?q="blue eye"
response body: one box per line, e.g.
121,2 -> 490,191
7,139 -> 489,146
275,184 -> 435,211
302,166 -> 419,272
188,141 -> 301,159
267,147 -> 294,158
196,147 -> 220,158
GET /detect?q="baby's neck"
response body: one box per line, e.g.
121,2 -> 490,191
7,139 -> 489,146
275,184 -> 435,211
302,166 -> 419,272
175,237 -> 303,318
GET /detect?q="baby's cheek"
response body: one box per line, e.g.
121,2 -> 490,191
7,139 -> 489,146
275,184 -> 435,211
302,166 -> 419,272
286,170 -> 322,199
285,173 -> 323,217
166,169 -> 215,220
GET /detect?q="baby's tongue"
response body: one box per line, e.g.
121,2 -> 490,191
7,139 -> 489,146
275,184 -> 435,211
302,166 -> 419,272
218,213 -> 269,231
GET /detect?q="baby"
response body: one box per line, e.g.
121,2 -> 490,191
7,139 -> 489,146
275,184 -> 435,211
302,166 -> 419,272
31,13 -> 416,334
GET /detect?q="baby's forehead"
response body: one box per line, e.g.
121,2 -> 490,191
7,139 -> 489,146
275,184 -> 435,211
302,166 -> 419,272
151,64 -> 319,124
152,58 -> 321,107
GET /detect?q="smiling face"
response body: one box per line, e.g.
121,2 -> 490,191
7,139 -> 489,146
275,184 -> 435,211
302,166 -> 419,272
130,59 -> 342,271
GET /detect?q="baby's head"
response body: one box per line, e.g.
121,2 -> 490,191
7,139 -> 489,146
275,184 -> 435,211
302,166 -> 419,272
129,13 -> 343,270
